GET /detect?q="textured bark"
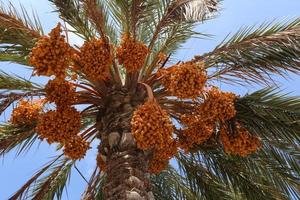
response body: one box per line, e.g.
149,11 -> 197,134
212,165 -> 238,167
96,86 -> 153,200
104,147 -> 151,200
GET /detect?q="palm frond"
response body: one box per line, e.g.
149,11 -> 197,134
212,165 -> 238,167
181,150 -> 294,200
83,0 -> 118,44
235,87 -> 300,145
151,166 -> 207,200
8,155 -> 70,200
0,53 -> 28,65
202,18 -> 300,85
139,0 -> 212,80
0,70 -> 42,91
142,23 -> 208,80
0,123 -> 38,156
30,159 -> 73,200
0,3 -> 43,35
81,167 -> 106,200
49,0 -> 95,40
172,0 -> 220,22
176,154 -> 236,200
103,0 -> 130,34
220,87 -> 300,199
94,173 -> 106,200
147,0 -> 219,50
257,143 -> 300,199
0,3 -> 43,64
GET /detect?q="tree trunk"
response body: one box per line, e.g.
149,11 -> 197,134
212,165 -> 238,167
96,86 -> 154,199
103,143 -> 153,200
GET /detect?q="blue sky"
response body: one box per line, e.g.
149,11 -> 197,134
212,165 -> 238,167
0,0 -> 300,199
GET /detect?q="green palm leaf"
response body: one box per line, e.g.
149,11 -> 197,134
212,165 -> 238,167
0,123 -> 37,156
0,3 -> 43,64
203,18 -> 300,85
0,1 -> 299,200
236,88 -> 300,145
0,70 -> 42,91
49,0 -> 95,40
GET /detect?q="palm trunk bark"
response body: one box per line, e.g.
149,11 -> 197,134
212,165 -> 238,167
97,86 -> 154,200
103,143 -> 152,199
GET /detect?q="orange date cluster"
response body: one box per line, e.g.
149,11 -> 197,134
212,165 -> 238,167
11,100 -> 42,126
29,23 -> 72,79
148,140 -> 178,174
77,39 -> 113,81
116,34 -> 149,73
161,62 -> 207,99
200,87 -> 237,122
36,107 -> 81,144
131,100 -> 178,173
63,136 -> 90,160
179,87 -> 237,151
131,100 -> 174,150
220,123 -> 261,157
45,78 -> 77,108
178,122 -> 215,152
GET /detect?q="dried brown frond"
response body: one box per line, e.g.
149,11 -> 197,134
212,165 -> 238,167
167,0 -> 219,22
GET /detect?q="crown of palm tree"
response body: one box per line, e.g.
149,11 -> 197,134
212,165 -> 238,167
0,0 -> 299,199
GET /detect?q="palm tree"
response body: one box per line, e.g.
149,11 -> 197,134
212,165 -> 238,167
0,0 -> 299,199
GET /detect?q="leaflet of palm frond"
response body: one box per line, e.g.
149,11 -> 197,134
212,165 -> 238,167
174,156 -> 235,200
235,87 -> 300,145
104,0 -> 156,37
0,70 -> 41,90
0,53 -> 28,65
81,167 -> 104,199
169,0 -> 220,22
0,3 -> 43,64
8,155 -> 71,200
202,18 -> 300,85
151,166 -> 207,200
49,0 -> 95,40
30,160 -> 73,200
0,123 -> 36,156
177,152 -> 293,200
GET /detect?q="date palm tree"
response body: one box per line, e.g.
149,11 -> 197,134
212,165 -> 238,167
0,0 -> 299,199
